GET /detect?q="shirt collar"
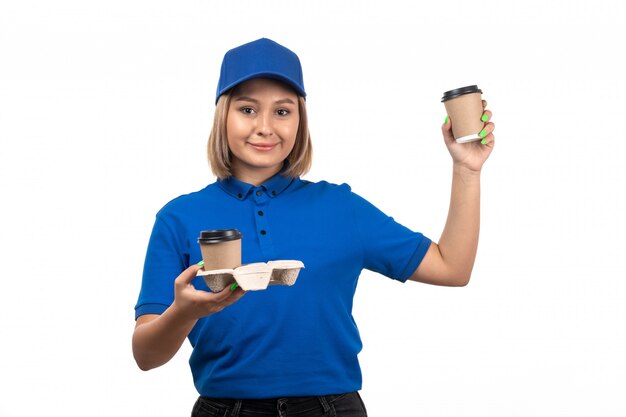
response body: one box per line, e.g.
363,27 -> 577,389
217,169 -> 296,200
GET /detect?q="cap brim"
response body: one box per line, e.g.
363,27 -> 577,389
216,72 -> 306,103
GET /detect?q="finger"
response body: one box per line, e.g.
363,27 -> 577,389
175,264 -> 204,286
482,99 -> 488,108
481,110 -> 492,123
184,284 -> 240,310
222,287 -> 247,306
478,121 -> 495,143
481,121 -> 495,136
441,115 -> 454,143
481,132 -> 495,146
479,122 -> 495,142
203,287 -> 246,314
204,284 -> 238,301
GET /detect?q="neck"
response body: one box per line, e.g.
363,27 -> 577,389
231,164 -> 282,187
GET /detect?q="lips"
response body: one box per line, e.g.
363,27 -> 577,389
248,142 -> 279,151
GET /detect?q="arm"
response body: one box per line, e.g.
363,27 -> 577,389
410,103 -> 495,286
132,264 -> 245,370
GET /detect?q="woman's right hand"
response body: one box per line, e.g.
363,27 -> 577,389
171,264 -> 246,321
133,264 -> 246,370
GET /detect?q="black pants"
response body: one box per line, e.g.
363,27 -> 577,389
191,391 -> 368,417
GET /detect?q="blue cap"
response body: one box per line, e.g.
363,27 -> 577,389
215,38 -> 306,103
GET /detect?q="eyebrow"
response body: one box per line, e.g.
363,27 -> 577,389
233,96 -> 296,105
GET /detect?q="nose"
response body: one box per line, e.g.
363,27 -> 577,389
256,111 -> 273,137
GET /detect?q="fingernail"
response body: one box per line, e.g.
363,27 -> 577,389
481,114 -> 489,122
197,260 -> 204,267
479,129 -> 487,138
230,282 -> 238,291
481,139 -> 488,145
444,115 -> 449,124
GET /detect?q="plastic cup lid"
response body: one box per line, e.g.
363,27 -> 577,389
198,229 -> 243,244
441,85 -> 482,102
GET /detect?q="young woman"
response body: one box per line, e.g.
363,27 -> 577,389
133,38 -> 495,417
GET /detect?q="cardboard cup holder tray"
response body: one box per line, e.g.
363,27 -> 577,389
196,260 -> 305,291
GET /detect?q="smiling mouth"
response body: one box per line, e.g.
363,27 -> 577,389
248,142 -> 279,151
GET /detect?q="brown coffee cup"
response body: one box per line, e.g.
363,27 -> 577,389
441,85 -> 484,143
197,229 -> 242,270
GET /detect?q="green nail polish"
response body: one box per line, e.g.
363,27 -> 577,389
481,139 -> 487,145
479,129 -> 487,138
444,116 -> 449,124
197,260 -> 204,267
481,114 -> 489,122
230,282 -> 238,291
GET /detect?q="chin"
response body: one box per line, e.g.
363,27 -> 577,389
241,158 -> 285,171
250,155 -> 289,167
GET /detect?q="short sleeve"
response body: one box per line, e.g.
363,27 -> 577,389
134,214 -> 188,319
349,191 -> 431,282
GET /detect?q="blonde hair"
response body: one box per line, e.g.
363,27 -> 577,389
208,91 -> 312,180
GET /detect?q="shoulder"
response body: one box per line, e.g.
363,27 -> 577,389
155,183 -> 219,218
296,179 -> 353,197
297,179 -> 377,208
287,180 -> 370,216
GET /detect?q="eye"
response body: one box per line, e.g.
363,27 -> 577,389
240,107 -> 255,115
276,108 -> 290,116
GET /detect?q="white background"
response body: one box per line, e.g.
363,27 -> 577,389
1,1 -> 625,416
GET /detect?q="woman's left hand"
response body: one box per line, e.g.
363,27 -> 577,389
442,100 -> 495,173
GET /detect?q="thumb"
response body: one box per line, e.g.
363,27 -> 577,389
441,115 -> 455,144
176,263 -> 204,286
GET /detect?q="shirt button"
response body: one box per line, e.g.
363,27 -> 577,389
260,230 -> 267,235
256,190 -> 263,197
237,193 -> 242,199
272,190 -> 277,196
258,210 -> 264,216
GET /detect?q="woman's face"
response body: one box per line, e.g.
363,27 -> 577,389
226,78 -> 300,183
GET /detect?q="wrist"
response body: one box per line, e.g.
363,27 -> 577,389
168,300 -> 199,326
453,163 -> 482,178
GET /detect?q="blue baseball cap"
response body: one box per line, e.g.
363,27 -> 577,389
215,38 -> 306,104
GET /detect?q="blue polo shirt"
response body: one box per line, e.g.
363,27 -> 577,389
135,173 -> 431,399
